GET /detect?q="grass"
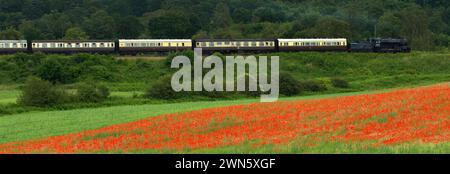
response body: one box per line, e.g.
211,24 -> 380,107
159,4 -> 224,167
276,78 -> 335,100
0,91 -> 372,144
183,142 -> 450,154
0,89 -> 19,105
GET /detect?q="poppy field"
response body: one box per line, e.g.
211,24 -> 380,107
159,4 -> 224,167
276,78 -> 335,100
0,84 -> 449,154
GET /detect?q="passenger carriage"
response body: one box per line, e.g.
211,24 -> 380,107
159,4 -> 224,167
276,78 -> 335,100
277,38 -> 348,52
119,39 -> 192,54
194,39 -> 276,53
32,40 -> 116,54
0,40 -> 28,54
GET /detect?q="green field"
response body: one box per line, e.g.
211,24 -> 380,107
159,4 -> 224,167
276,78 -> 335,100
0,91 -> 373,144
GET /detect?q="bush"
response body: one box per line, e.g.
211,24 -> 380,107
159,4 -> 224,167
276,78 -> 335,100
76,82 -> 110,103
18,77 -> 70,107
331,77 -> 350,88
38,57 -> 75,84
165,50 -> 195,67
145,75 -> 189,100
300,79 -> 328,92
279,72 -> 302,96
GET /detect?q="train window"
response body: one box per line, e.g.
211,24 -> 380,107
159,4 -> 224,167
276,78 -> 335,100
0,43 -> 4,48
201,42 -> 206,47
158,43 -> 161,47
251,42 -> 256,46
76,43 -> 80,48
100,43 -> 105,47
217,42 -> 222,46
182,43 -> 185,47
209,42 -> 214,47
224,41 -> 230,45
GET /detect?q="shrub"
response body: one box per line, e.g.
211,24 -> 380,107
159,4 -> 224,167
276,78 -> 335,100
331,77 -> 350,88
38,57 -> 76,84
145,75 -> 188,100
76,82 -> 110,103
279,72 -> 301,96
18,77 -> 70,107
300,79 -> 328,92
165,50 -> 195,67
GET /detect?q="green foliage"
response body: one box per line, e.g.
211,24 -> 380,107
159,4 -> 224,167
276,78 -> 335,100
300,80 -> 328,92
331,77 -> 350,88
144,75 -> 185,100
76,82 -> 110,103
0,27 -> 21,39
279,72 -> 302,96
377,12 -> 402,38
299,16 -> 351,38
18,77 -> 70,107
64,27 -> 89,40
82,10 -> 116,39
37,57 -> 75,84
211,2 -> 233,29
147,11 -> 198,39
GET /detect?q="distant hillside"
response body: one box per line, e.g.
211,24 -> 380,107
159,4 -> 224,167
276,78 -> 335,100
0,0 -> 449,50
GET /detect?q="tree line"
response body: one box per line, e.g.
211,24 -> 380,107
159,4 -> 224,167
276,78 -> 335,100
0,0 -> 449,50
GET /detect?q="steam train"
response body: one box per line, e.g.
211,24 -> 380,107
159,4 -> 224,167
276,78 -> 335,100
0,38 -> 411,54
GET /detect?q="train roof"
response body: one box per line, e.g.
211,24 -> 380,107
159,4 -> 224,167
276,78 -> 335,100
32,40 -> 115,43
278,38 -> 347,42
194,39 -> 275,42
0,40 -> 27,43
119,39 -> 192,42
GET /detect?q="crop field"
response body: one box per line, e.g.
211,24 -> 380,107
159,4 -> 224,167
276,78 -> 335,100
0,84 -> 448,154
0,92 -> 367,144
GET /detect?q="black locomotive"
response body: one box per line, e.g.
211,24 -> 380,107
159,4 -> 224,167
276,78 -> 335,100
350,38 -> 411,53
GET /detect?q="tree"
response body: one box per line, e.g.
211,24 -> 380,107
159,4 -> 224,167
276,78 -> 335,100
116,16 -> 144,39
376,12 -> 402,38
192,30 -> 210,39
63,27 -> 89,40
22,0 -> 48,19
19,21 -> 43,40
252,6 -> 286,23
18,77 -> 69,107
300,16 -> 351,38
399,6 -> 434,50
35,12 -> 73,39
211,2 -> 233,28
0,27 -> 21,40
147,11 -> 197,38
232,8 -> 252,23
82,10 -> 116,39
